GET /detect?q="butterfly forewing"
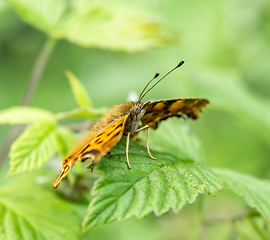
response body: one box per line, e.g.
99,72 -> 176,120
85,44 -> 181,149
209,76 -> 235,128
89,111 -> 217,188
53,115 -> 129,188
141,98 -> 209,129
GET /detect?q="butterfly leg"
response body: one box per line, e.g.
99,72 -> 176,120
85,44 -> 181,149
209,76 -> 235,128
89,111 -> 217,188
126,132 -> 132,169
135,125 -> 156,160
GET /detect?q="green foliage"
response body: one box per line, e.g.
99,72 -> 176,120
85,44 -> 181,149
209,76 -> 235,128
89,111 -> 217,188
8,123 -> 58,177
55,107 -> 107,120
0,106 -> 55,124
0,171 -> 82,240
142,118 -> 204,164
236,215 -> 270,240
214,168 -> 270,221
1,65 -> 269,238
65,70 -> 92,108
7,0 -> 176,51
82,139 -> 224,231
1,2 -> 270,237
188,69 -> 270,148
3,73 -> 107,178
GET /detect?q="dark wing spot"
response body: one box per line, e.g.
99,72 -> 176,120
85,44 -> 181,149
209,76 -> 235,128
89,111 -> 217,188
109,131 -> 121,140
164,100 -> 173,110
149,102 -> 158,109
79,144 -> 90,154
81,149 -> 100,158
107,124 -> 122,136
96,139 -> 103,144
163,109 -> 170,114
96,132 -> 104,138
102,131 -> 121,148
107,132 -> 112,136
115,123 -> 123,129
89,149 -> 100,156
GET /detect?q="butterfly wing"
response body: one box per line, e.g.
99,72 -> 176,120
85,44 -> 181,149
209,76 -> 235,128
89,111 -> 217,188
53,114 -> 129,188
141,98 -> 209,129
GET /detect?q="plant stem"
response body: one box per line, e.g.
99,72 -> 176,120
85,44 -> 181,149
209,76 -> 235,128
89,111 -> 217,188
197,195 -> 206,240
0,37 -> 57,167
21,37 -> 56,105
199,212 -> 247,240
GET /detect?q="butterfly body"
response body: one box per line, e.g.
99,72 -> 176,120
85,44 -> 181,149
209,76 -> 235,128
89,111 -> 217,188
53,98 -> 209,189
53,60 -> 211,189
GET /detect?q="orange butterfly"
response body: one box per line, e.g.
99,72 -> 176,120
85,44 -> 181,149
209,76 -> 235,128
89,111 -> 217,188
53,60 -> 209,189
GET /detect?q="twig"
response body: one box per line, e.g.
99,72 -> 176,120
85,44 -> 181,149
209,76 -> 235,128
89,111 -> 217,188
199,212 -> 247,240
202,212 -> 247,225
0,37 -> 57,167
21,38 -> 56,105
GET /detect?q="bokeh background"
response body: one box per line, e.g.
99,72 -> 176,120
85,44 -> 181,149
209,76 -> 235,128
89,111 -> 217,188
0,0 -> 270,239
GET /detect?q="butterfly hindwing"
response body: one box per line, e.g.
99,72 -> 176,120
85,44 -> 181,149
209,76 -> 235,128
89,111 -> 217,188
53,115 -> 129,188
141,98 -> 209,129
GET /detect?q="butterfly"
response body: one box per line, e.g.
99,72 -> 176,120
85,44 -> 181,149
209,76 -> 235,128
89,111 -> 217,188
53,60 -> 209,189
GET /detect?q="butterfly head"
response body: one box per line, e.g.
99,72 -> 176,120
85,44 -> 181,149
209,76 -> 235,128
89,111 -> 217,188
128,101 -> 150,134
131,101 -> 149,116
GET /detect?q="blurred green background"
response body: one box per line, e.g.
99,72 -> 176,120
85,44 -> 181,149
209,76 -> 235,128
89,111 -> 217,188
0,0 -> 270,239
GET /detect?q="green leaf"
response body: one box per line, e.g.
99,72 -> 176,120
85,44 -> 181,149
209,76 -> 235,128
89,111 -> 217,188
214,168 -> 270,221
56,107 -> 107,120
60,1 -> 177,51
55,126 -> 76,159
0,106 -> 56,125
7,0 -> 66,38
0,171 -> 82,240
82,139 -> 224,231
8,123 -> 58,177
141,118 -> 204,164
234,213 -> 270,240
236,216 -> 270,240
8,0 -> 177,51
65,70 -> 92,108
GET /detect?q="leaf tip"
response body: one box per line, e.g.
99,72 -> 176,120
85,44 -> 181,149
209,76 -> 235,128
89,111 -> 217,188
6,168 -> 16,178
65,70 -> 72,78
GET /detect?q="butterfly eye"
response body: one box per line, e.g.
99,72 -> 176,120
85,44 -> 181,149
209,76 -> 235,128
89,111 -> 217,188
133,105 -> 142,115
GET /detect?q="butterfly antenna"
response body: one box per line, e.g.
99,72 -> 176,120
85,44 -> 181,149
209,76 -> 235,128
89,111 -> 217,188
139,60 -> 185,101
138,72 -> 160,101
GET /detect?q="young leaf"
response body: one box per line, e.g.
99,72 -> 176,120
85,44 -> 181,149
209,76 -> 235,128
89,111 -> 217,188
65,70 -> 92,108
214,168 -> 270,221
8,0 -> 177,51
0,106 -> 55,125
60,2 -> 177,51
8,0 -> 66,37
141,118 -> 204,164
8,123 -> 58,177
56,107 -> 107,120
0,171 -> 82,240
82,139 -> 224,231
